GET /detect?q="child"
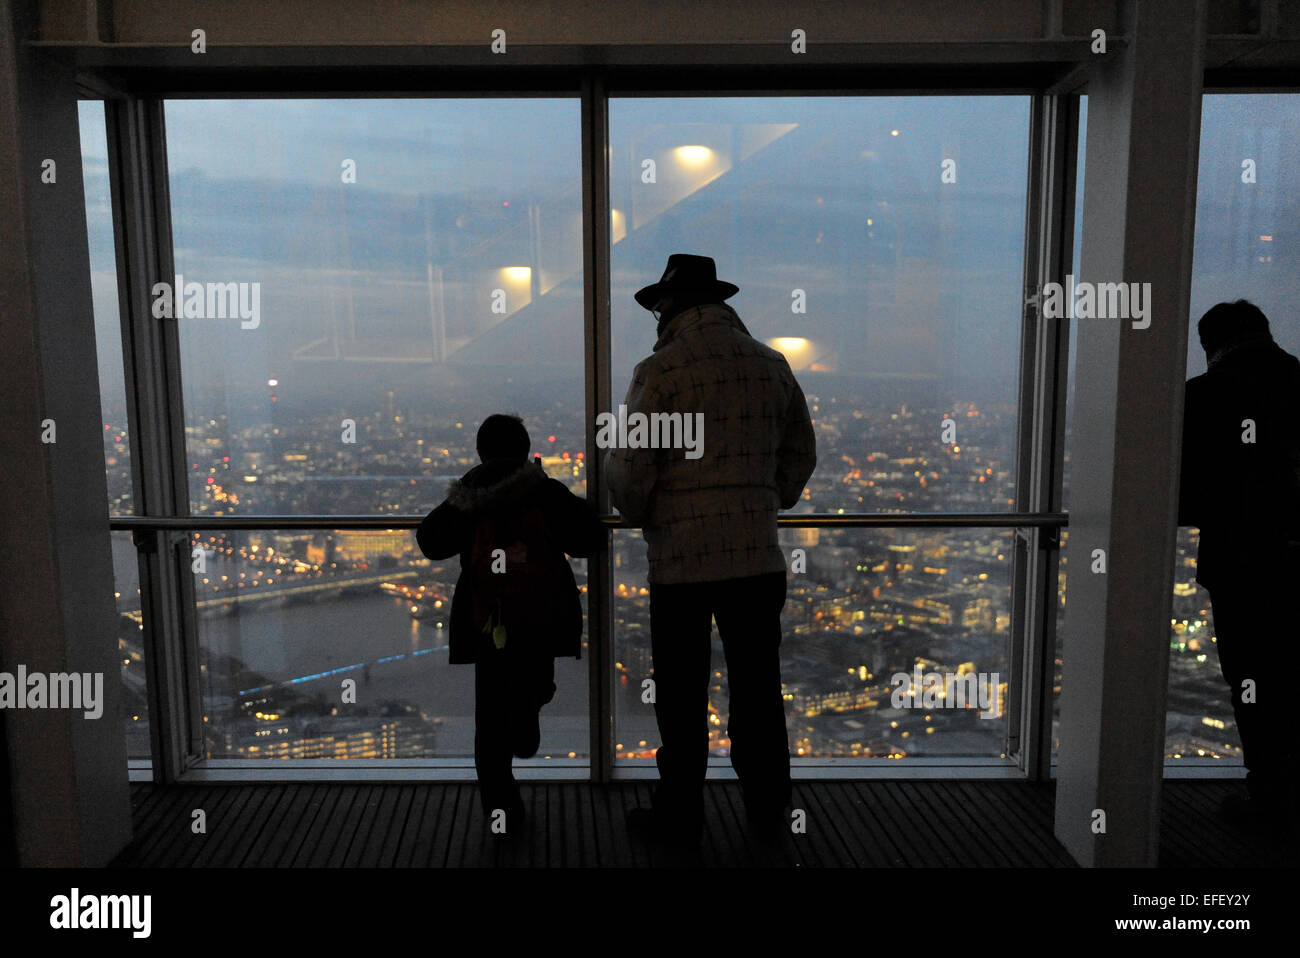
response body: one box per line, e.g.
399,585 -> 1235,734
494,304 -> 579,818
416,413 -> 602,830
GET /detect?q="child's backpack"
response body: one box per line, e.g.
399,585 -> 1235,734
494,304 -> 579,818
467,504 -> 559,651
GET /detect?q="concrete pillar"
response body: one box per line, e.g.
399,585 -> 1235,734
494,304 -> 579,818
1055,0 -> 1206,866
0,0 -> 132,866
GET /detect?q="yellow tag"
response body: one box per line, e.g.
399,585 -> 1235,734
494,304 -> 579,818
493,624 -> 507,649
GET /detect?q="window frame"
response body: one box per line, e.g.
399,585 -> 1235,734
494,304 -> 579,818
90,70 -> 1072,785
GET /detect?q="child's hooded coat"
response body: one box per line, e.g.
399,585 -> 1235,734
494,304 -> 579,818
417,458 -> 603,664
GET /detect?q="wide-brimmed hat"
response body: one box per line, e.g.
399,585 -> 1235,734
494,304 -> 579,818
634,253 -> 740,309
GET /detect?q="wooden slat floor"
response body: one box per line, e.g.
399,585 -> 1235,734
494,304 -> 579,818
109,780 -> 1289,868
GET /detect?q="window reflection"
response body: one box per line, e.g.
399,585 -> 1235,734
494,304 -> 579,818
164,99 -> 589,759
610,97 -> 1030,517
164,98 -> 586,516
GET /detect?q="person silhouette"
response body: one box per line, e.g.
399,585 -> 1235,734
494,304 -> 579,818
606,254 -> 817,847
1178,299 -> 1300,822
417,414 -> 602,830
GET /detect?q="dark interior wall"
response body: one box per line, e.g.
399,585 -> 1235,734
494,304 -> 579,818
0,0 -> 132,866
46,0 -> 1058,44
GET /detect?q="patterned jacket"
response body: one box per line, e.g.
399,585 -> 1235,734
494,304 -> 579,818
605,302 -> 817,584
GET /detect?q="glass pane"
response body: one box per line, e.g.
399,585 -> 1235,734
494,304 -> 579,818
80,101 -> 149,760
614,527 -> 1013,759
610,96 -> 1030,517
80,100 -> 134,516
164,98 -> 588,760
112,531 -> 150,759
1164,93 -> 1300,763
195,528 -> 588,759
608,96 -> 1028,764
163,98 -> 586,517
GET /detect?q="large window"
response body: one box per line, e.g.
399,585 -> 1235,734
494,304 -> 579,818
608,96 -> 1031,759
1163,93 -> 1300,764
162,98 -> 586,760
96,90 -> 1070,773
1055,93 -> 1300,768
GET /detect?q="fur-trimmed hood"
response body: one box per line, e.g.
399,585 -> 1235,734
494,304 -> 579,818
445,458 -> 548,512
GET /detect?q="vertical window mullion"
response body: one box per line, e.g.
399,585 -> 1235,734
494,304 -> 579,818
583,74 -> 615,782
1013,92 -> 1077,781
106,97 -> 203,781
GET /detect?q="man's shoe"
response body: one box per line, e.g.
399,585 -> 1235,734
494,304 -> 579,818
626,807 -> 659,843
747,807 -> 789,843
742,791 -> 791,838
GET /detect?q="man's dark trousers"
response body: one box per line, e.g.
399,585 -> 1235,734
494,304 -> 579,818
648,570 -> 791,835
1204,556 -> 1298,809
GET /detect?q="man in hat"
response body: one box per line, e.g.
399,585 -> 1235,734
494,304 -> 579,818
1179,299 -> 1300,824
606,253 -> 817,846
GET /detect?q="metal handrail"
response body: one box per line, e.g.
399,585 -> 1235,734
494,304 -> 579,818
108,512 -> 1068,531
